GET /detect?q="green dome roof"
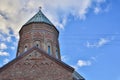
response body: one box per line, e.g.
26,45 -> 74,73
24,10 -> 54,26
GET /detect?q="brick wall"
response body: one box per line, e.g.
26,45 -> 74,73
0,50 -> 73,80
17,23 -> 61,60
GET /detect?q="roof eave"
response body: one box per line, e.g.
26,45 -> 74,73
0,47 -> 74,73
20,22 -> 59,34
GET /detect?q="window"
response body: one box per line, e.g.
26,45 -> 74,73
34,41 -> 40,48
36,44 -> 39,47
56,48 -> 59,59
24,46 -> 27,52
48,46 -> 51,54
18,52 -> 20,56
47,42 -> 52,55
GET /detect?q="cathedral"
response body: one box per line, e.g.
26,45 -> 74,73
0,8 -> 85,80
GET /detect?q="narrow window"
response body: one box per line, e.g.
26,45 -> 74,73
56,49 -> 59,59
34,41 -> 40,48
24,46 -> 27,52
18,52 -> 20,56
48,46 -> 51,54
36,44 -> 39,47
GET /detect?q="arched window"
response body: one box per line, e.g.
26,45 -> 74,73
47,42 -> 52,55
34,41 -> 40,48
48,45 -> 51,55
24,45 -> 27,52
18,52 -> 20,56
56,48 -> 59,59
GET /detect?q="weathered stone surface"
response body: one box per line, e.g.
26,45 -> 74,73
0,49 -> 73,80
17,23 -> 60,59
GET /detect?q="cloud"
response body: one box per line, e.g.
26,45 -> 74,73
61,55 -> 68,62
93,0 -> 110,14
86,38 -> 110,48
0,0 -> 108,38
0,51 -> 9,56
77,60 -> 92,67
72,59 -> 92,70
3,58 -> 10,64
0,43 -> 7,50
71,65 -> 79,70
6,36 -> 12,42
10,46 -> 16,50
91,56 -> 97,62
72,56 -> 98,70
94,7 -> 101,14
0,33 -> 13,42
98,38 -> 109,47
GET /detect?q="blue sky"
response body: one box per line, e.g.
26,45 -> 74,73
0,0 -> 120,80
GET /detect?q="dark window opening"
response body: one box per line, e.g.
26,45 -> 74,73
48,46 -> 50,54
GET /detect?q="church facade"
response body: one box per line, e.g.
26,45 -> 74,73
0,9 -> 85,80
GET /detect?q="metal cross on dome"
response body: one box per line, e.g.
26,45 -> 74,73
39,6 -> 42,11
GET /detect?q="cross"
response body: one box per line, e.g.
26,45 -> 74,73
39,6 -> 42,11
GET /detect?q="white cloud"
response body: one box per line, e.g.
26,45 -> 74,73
0,33 -> 6,42
98,38 -> 109,47
91,56 -> 97,62
86,38 -> 110,48
0,0 -> 108,38
0,43 -> 7,50
0,51 -> 9,56
3,58 -> 10,64
11,46 -> 16,50
61,55 -> 68,62
71,65 -> 79,70
0,33 -> 13,42
77,60 -> 92,67
94,7 -> 101,14
94,0 -> 110,14
72,59 -> 92,70
6,36 -> 12,42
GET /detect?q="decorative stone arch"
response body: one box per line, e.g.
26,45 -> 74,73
33,38 -> 44,48
33,40 -> 41,48
24,43 -> 29,52
20,38 -> 31,52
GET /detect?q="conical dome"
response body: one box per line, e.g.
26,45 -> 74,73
24,9 -> 54,26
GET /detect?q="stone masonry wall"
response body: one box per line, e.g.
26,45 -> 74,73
17,23 -> 61,60
0,50 -> 73,80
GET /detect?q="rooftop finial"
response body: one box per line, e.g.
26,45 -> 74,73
39,6 -> 42,11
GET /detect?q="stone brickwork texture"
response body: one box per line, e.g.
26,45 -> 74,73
17,23 -> 61,59
0,50 -> 73,80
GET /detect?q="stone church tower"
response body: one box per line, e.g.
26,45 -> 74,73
0,8 -> 85,80
17,8 -> 60,60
